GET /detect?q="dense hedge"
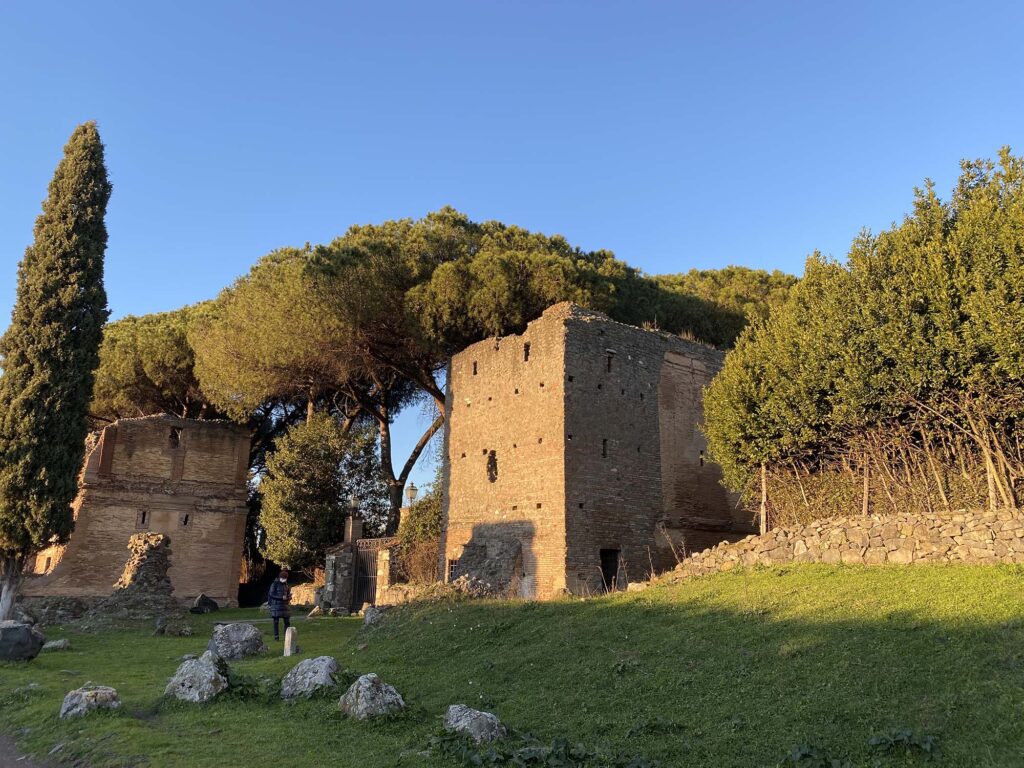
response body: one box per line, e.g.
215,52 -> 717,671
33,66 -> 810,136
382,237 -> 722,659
705,149 -> 1024,526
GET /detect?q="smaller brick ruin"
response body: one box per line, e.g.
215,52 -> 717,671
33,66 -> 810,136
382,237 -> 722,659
24,414 -> 250,606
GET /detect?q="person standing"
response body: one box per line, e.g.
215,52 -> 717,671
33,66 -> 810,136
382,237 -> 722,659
267,569 -> 292,641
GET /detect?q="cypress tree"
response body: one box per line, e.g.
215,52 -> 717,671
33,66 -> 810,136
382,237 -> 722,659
0,122 -> 111,619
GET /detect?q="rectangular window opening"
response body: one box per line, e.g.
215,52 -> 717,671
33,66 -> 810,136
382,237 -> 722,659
44,556 -> 52,571
607,354 -> 613,372
602,439 -> 608,458
447,559 -> 460,582
699,450 -> 705,467
523,342 -> 531,362
472,361 -> 478,375
169,427 -> 181,449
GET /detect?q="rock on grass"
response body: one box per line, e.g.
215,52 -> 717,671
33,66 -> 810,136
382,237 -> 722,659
60,685 -> 120,719
338,673 -> 405,719
165,651 -> 229,703
281,656 -> 338,699
444,704 -> 508,743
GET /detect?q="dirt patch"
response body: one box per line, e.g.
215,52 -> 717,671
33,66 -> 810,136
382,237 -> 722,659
0,734 -> 56,768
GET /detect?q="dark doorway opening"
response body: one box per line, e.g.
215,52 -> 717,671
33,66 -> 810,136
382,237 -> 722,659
600,548 -> 620,592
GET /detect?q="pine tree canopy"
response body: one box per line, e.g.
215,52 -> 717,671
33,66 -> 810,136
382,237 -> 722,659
0,121 -> 111,555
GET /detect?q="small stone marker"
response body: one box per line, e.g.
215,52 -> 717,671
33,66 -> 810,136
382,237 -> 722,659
284,626 -> 298,656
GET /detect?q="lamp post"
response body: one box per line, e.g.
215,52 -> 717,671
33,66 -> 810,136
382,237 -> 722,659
405,483 -> 418,506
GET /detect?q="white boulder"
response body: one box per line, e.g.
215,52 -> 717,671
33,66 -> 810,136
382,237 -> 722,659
338,673 -> 405,719
60,684 -> 121,719
165,650 -> 229,703
281,656 -> 338,699
444,704 -> 508,743
207,622 -> 266,660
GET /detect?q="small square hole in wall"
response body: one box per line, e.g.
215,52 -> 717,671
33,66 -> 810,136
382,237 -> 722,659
137,510 -> 148,528
512,505 -> 518,511
538,437 -> 543,444
482,448 -> 488,455
640,393 -> 644,401
536,502 -> 542,509
567,434 -> 573,440
514,388 -> 519,395
539,382 -> 545,387
460,452 -> 466,458
180,513 -> 190,527
513,443 -> 517,448
578,502 -> 584,509
488,396 -> 492,401
597,383 -> 602,390
621,388 -> 625,396
568,375 -> 574,382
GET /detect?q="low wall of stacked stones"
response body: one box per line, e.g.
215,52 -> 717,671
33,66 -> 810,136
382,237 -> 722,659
669,510 -> 1024,579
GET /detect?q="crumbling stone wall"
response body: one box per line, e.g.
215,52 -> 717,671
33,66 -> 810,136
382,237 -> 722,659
89,532 -> 182,620
441,302 -> 753,599
24,415 -> 250,606
667,509 -> 1024,581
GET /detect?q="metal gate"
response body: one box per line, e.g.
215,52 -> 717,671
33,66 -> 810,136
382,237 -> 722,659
353,547 -> 378,609
352,537 -> 398,610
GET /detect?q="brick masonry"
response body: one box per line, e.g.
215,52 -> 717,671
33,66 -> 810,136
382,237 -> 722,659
440,302 -> 753,599
666,509 -> 1024,581
23,414 -> 250,606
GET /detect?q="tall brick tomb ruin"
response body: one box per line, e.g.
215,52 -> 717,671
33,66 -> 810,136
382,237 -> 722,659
24,414 -> 250,606
440,302 -> 754,599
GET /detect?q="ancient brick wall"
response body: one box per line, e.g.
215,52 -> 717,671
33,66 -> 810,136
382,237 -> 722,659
24,415 -> 249,606
442,302 -> 752,599
561,308 -> 747,594
440,304 -> 569,598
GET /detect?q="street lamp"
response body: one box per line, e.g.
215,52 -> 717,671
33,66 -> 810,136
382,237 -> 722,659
405,483 -> 418,506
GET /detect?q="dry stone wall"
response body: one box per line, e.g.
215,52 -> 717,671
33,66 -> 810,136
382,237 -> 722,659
668,509 -> 1024,580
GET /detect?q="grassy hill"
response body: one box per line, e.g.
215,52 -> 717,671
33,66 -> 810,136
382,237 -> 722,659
3,564 -> 1024,767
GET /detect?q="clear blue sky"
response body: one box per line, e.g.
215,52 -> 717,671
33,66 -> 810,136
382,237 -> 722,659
1,1 -> 1022,491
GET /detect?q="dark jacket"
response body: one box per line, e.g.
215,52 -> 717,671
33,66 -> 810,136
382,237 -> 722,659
267,579 -> 291,618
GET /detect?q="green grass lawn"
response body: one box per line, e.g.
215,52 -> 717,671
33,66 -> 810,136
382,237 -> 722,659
3,564 -> 1024,767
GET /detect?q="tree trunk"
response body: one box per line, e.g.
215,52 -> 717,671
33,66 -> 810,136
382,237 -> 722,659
386,483 -> 405,536
862,455 -> 870,516
0,555 -> 23,621
759,463 -> 768,535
